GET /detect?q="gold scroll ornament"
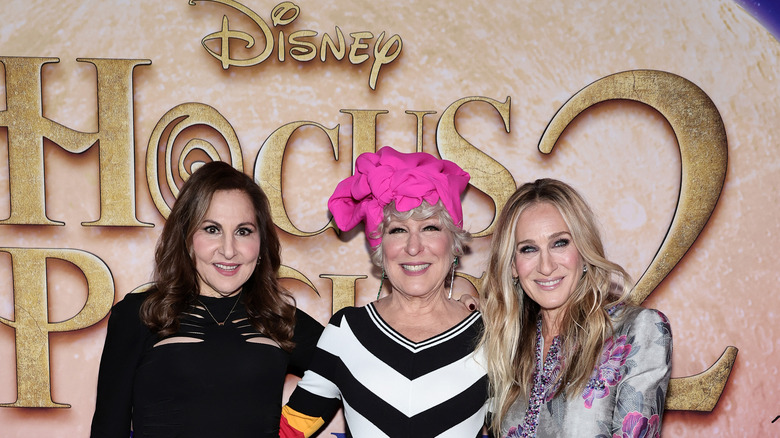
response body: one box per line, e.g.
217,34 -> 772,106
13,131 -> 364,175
539,69 -> 736,411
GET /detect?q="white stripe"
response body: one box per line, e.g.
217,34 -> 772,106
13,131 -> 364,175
317,318 -> 485,417
408,350 -> 487,415
296,369 -> 342,400
341,398 -> 391,438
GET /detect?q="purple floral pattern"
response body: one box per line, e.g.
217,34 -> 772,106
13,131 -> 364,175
582,335 -> 632,408
543,357 -> 562,403
501,307 -> 672,438
612,411 -> 660,438
505,319 -> 563,438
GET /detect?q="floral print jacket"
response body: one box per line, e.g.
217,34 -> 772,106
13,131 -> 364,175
501,305 -> 673,438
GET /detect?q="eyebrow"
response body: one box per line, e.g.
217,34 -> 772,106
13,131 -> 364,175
516,230 -> 572,246
200,219 -> 258,229
386,218 -> 442,229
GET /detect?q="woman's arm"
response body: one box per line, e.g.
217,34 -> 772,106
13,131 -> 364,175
611,308 -> 673,436
90,293 -> 150,437
287,309 -> 325,377
280,310 -> 349,438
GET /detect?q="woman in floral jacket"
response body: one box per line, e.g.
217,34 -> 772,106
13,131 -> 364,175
479,179 -> 672,438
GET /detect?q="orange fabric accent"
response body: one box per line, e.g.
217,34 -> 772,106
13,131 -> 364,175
280,405 -> 325,438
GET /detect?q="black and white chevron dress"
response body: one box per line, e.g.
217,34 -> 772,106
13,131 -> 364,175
285,302 -> 488,437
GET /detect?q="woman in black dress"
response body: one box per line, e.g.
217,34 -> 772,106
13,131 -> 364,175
90,161 -> 322,437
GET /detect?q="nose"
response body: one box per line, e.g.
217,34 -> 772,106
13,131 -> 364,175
405,231 -> 422,256
220,235 -> 236,259
538,249 -> 556,275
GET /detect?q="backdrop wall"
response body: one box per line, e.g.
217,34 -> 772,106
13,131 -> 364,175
1,0 -> 778,436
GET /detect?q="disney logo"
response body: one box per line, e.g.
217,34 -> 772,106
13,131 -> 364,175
189,0 -> 402,89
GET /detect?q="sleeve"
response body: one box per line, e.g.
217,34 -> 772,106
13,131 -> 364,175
287,309 -> 324,377
280,310 -> 350,438
89,293 -> 151,438
612,308 -> 673,436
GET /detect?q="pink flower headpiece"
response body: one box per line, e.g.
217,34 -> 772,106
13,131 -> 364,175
328,147 -> 470,248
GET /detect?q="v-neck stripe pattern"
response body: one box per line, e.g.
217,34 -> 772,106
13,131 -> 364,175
365,302 -> 482,353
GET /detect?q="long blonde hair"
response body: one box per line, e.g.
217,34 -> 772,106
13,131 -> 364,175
479,179 -> 631,436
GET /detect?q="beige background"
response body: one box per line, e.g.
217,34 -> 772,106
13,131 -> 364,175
1,0 -> 778,435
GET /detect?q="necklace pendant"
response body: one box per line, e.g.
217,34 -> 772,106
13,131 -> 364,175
196,291 -> 241,328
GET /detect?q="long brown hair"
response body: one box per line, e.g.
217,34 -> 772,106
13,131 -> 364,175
479,178 -> 631,436
140,161 -> 296,351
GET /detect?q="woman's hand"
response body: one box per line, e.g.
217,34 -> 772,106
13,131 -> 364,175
456,293 -> 479,311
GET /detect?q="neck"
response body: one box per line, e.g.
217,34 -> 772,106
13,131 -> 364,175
375,288 -> 469,343
540,310 -> 562,339
199,288 -> 242,298
385,288 -> 452,315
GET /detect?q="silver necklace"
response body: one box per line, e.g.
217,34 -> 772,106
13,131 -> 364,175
197,291 -> 242,326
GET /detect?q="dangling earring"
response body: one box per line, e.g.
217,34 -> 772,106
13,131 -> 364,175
377,269 -> 387,300
512,276 -> 524,293
448,257 -> 458,299
582,264 -> 588,278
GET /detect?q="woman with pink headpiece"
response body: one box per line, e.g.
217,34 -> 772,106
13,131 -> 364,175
279,147 -> 488,437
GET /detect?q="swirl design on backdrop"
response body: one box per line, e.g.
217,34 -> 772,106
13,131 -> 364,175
145,102 -> 244,218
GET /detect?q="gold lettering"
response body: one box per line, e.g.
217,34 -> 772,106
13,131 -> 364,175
192,0 -> 274,68
192,1 -> 395,90
436,96 -> 514,237
320,26 -> 346,62
405,111 -> 437,152
271,1 -> 300,26
455,271 -> 484,297
340,109 -> 387,171
665,347 -> 738,411
146,102 -> 244,218
278,30 -> 286,62
538,69 -> 732,411
0,57 -> 151,227
81,58 -> 153,227
278,265 -> 317,293
254,121 -> 339,236
0,248 -> 114,407
348,31 -> 373,65
289,30 -> 318,62
369,32 -> 402,90
320,274 -> 366,314
270,2 -> 303,63
0,57 -> 62,226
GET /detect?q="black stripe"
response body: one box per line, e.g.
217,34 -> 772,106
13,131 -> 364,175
339,373 -> 488,436
286,386 -> 342,423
